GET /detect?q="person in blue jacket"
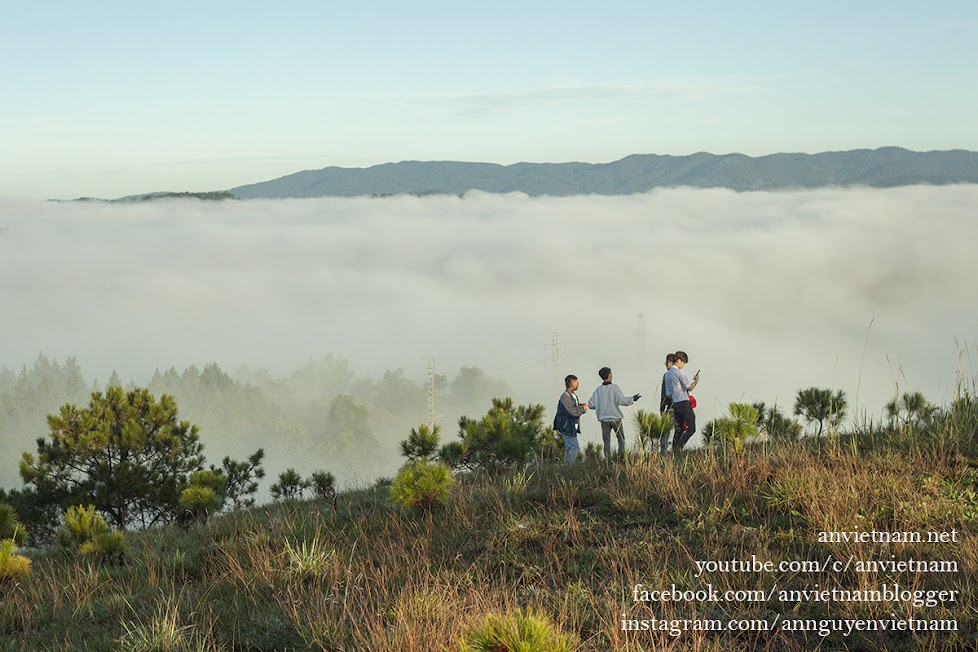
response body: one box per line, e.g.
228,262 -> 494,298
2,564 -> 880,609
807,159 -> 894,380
554,374 -> 589,463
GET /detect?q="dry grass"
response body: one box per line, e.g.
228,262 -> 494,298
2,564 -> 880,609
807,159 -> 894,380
1,416 -> 975,651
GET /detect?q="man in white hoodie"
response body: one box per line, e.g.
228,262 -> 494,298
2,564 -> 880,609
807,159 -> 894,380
589,367 -> 641,460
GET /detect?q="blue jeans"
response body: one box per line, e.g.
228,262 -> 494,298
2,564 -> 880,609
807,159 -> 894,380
562,433 -> 580,464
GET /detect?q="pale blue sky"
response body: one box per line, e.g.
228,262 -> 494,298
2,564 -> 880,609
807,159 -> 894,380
2,1 -> 976,198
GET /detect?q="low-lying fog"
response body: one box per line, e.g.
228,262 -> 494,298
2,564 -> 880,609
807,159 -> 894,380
2,186 -> 976,488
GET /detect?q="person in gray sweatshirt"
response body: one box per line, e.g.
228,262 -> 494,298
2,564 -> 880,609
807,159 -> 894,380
588,367 -> 641,460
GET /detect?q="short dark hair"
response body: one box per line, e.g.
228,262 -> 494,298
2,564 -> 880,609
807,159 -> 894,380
665,353 -> 677,364
598,367 -> 612,381
564,374 -> 578,388
675,351 -> 689,364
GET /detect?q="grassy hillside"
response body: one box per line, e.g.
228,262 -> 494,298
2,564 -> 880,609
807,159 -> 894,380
3,410 -> 976,650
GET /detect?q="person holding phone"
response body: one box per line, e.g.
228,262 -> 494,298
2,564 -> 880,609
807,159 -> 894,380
664,351 -> 700,452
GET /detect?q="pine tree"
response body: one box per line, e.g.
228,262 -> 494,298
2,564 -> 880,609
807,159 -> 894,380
19,386 -> 206,530
793,387 -> 847,440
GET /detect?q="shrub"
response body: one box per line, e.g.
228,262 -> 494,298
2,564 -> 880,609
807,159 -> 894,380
794,387 -> 847,439
54,504 -> 128,563
633,409 -> 673,456
459,609 -> 575,652
947,390 -> 978,452
583,441 -> 603,461
179,485 -> 219,523
449,398 -> 547,471
885,391 -> 938,434
310,471 -> 336,499
0,504 -> 28,546
310,471 -> 337,511
80,530 -> 128,565
0,539 -> 31,583
56,505 -> 110,549
270,469 -> 311,501
217,449 -> 266,510
701,419 -> 720,447
713,403 -> 760,453
390,460 -> 455,510
764,405 -> 803,442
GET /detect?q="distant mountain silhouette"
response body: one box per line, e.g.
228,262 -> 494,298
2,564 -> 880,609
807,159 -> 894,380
227,147 -> 978,199
64,191 -> 238,203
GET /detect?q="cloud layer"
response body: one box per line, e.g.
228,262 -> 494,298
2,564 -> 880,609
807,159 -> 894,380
2,186 -> 976,444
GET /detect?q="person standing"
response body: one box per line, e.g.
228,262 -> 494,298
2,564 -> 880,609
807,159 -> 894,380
659,353 -> 677,454
664,351 -> 699,452
659,353 -> 677,414
555,374 -> 589,464
588,367 -> 641,460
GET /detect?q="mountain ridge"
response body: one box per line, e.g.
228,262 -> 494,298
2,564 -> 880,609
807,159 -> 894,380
226,147 -> 978,199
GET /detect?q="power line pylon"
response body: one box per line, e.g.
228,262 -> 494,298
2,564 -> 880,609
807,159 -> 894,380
425,357 -> 442,428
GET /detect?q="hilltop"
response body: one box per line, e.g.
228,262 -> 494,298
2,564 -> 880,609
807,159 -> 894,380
4,414 -> 976,651
227,147 -> 978,199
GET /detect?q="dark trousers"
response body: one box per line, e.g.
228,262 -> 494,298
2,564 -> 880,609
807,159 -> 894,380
600,419 -> 625,459
672,400 -> 695,451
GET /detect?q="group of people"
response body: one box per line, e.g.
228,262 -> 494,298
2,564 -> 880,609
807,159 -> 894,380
554,351 -> 701,463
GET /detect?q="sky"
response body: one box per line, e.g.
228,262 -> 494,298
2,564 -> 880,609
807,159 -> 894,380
3,187 -> 977,452
2,1 -> 977,199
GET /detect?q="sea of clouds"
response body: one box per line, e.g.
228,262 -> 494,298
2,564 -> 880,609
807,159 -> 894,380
2,185 -> 977,444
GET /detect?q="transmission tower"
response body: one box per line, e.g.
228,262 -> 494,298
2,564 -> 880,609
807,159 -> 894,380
425,357 -> 442,428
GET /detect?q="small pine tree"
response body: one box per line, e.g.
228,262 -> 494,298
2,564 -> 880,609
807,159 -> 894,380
794,387 -> 847,439
178,485 -> 219,523
399,423 -> 441,461
54,504 -> 128,563
451,398 -> 547,471
56,505 -> 110,549
764,405 -> 803,442
390,460 -> 455,510
713,403 -> 760,453
270,469 -> 311,501
80,530 -> 128,565
885,391 -> 937,434
309,470 -> 336,500
0,539 -> 32,583
222,449 -> 266,509
0,503 -> 28,546
633,409 -> 673,456
582,441 -> 603,462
